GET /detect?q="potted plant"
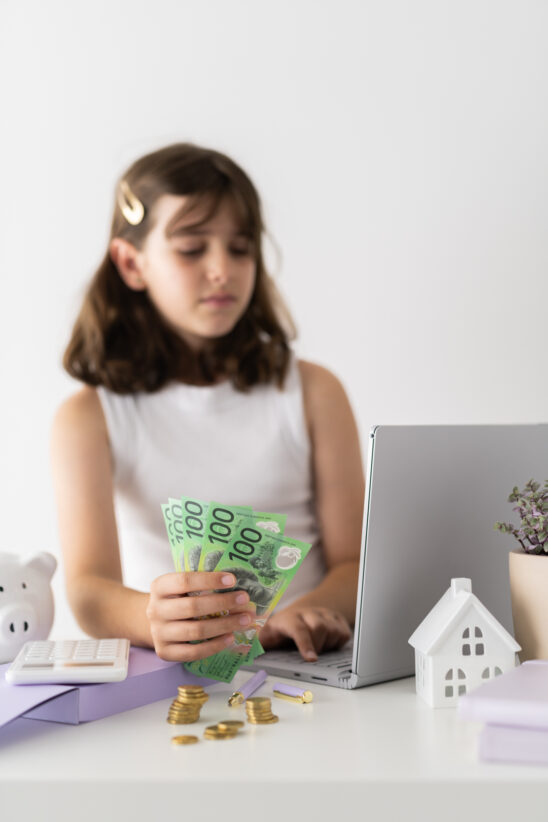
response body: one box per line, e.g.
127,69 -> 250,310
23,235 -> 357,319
495,479 -> 548,661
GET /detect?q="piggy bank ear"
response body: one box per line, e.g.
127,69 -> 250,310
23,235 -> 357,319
25,552 -> 57,580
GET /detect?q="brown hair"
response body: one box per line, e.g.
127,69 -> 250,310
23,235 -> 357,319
63,143 -> 296,393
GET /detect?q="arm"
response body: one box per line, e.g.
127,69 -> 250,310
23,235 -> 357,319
259,361 -> 365,659
50,387 -> 253,660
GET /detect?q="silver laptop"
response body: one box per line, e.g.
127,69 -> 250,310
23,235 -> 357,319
247,424 -> 548,689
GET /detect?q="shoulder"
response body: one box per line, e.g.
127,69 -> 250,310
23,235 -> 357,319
51,386 -> 107,446
296,359 -> 354,435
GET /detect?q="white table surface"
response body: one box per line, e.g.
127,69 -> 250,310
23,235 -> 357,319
1,670 -> 547,821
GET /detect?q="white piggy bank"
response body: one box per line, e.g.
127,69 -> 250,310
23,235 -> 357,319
0,552 -> 57,664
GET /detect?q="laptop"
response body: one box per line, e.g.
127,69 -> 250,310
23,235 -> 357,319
247,424 -> 548,689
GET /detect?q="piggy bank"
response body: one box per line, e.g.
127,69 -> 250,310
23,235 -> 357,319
0,552 -> 57,664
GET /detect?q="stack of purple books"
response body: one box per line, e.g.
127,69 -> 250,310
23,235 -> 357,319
458,660 -> 548,766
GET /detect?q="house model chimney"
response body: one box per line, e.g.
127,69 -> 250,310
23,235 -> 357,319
451,578 -> 472,596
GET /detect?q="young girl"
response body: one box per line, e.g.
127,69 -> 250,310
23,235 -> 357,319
51,142 -> 365,663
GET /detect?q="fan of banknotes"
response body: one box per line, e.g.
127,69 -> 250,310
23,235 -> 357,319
161,497 -> 311,683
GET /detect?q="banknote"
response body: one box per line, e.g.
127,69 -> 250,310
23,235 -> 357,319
184,518 -> 311,681
198,503 -> 252,572
161,498 -> 186,572
215,517 -> 310,636
180,496 -> 209,571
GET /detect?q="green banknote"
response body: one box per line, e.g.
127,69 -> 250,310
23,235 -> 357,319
161,498 -> 186,571
180,496 -> 209,571
185,517 -> 311,682
198,503 -> 252,572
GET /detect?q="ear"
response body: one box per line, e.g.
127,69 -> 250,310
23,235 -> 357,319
25,552 -> 57,581
109,238 -> 147,291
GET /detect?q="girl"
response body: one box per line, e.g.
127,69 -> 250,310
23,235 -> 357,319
51,142 -> 365,663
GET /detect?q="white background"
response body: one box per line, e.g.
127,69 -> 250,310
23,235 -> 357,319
1,0 -> 547,638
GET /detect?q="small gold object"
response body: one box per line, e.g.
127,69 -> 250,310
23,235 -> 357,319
166,685 -> 209,725
204,724 -> 239,740
245,696 -> 279,725
273,689 -> 314,704
117,179 -> 145,226
217,720 -> 245,730
171,735 -> 199,745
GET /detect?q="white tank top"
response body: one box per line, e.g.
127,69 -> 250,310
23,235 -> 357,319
97,354 -> 326,608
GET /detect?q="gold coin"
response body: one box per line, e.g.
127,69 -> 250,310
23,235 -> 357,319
171,735 -> 199,745
167,718 -> 198,724
247,715 -> 279,724
204,731 -> 238,740
245,697 -> 271,707
217,720 -> 244,730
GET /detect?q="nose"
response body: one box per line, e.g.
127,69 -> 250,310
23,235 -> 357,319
204,245 -> 232,284
0,603 -> 36,649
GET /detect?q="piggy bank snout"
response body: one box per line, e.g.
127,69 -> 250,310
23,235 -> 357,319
0,603 -> 37,644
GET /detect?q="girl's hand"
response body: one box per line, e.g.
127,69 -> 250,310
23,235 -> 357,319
259,606 -> 352,662
146,571 -> 255,661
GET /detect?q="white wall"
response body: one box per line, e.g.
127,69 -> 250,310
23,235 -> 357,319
1,0 -> 547,638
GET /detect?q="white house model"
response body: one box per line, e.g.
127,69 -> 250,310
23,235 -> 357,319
408,578 -> 520,708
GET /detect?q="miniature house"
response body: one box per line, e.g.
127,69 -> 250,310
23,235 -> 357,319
408,578 -> 520,708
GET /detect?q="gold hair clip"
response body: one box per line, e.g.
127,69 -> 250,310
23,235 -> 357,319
117,179 -> 145,226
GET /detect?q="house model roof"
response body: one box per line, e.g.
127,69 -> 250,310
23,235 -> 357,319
408,578 -> 521,655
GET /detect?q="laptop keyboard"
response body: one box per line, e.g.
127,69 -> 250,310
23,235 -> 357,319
260,645 -> 353,670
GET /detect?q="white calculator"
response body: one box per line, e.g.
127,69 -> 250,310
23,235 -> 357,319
5,639 -> 130,684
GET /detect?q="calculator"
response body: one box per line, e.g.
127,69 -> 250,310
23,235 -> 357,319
5,639 -> 130,684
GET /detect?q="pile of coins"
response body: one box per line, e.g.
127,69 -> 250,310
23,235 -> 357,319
167,685 -> 209,725
245,696 -> 279,724
204,720 -> 244,741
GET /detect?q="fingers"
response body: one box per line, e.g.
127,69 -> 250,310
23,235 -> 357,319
286,616 -> 319,661
147,571 -> 258,662
301,609 -> 351,655
160,610 -> 254,643
152,571 -> 236,598
260,607 -> 352,662
153,589 -> 252,622
158,634 -> 236,663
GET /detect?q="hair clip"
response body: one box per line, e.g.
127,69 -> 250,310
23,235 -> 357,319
117,179 -> 145,226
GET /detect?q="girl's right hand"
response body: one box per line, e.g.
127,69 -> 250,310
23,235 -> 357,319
146,571 -> 254,661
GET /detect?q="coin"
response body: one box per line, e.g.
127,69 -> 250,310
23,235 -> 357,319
167,718 -> 198,725
171,735 -> 199,745
245,697 -> 271,707
204,730 -> 238,740
217,720 -> 245,730
247,715 -> 279,724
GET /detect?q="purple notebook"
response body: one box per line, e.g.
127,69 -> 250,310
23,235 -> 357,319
479,724 -> 548,766
0,646 -> 211,729
458,660 -> 548,729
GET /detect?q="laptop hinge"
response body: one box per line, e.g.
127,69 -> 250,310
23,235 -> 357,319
338,672 -> 360,689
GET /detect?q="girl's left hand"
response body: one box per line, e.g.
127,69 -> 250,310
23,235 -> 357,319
258,606 -> 351,662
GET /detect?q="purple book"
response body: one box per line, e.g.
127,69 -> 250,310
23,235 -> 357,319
458,660 -> 548,730
479,724 -> 548,766
0,647 -> 211,728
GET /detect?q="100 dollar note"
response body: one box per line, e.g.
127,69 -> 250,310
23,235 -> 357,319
185,517 -> 310,681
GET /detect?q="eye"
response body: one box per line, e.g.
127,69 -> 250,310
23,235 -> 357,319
0,586 -> 3,592
177,248 -> 203,257
22,582 -> 27,589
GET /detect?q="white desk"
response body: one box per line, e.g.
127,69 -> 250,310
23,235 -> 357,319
1,671 -> 547,821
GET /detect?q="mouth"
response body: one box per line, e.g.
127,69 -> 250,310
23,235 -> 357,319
201,294 -> 237,307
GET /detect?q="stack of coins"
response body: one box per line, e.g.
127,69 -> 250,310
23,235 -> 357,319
245,696 -> 279,724
204,721 -> 243,740
167,685 -> 209,724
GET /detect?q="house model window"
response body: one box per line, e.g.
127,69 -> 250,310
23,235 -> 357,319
408,578 -> 520,708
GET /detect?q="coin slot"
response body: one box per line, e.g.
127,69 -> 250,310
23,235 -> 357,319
311,675 -> 328,681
